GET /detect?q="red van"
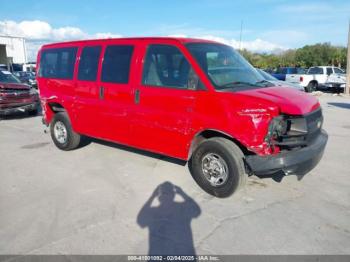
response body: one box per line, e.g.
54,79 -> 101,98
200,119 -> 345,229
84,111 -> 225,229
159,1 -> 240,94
37,37 -> 327,198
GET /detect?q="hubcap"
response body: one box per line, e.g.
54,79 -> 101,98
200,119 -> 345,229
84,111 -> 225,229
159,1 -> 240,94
201,153 -> 228,187
54,121 -> 67,144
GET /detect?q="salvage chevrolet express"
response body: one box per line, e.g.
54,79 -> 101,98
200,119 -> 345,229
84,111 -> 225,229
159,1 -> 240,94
37,37 -> 328,198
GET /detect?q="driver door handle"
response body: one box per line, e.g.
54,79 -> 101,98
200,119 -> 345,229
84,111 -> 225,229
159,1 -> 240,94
99,86 -> 105,99
135,89 -> 140,104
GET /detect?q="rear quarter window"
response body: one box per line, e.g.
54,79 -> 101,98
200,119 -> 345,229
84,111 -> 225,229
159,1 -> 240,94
334,68 -> 344,74
39,47 -> 78,79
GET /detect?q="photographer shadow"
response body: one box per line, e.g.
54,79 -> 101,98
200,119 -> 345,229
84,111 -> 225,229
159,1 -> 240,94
137,182 -> 201,256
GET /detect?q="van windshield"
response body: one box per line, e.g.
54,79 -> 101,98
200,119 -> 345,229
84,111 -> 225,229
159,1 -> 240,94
186,43 -> 268,90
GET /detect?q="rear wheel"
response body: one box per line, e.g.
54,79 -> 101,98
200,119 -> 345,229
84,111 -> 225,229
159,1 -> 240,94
333,85 -> 342,94
50,112 -> 81,150
306,82 -> 317,92
189,137 -> 247,198
28,108 -> 38,116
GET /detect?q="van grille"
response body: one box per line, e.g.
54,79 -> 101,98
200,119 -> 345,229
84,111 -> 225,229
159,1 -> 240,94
305,108 -> 323,143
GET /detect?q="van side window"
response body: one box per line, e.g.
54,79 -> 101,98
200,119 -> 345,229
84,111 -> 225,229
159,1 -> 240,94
101,45 -> 134,84
78,46 -> 101,81
142,44 -> 201,90
39,47 -> 77,79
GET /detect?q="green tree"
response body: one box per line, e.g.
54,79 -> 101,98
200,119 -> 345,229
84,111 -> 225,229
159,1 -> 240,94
240,43 -> 347,69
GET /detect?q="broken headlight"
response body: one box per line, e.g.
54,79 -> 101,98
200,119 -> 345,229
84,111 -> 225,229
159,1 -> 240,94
265,116 -> 288,143
265,115 -> 308,148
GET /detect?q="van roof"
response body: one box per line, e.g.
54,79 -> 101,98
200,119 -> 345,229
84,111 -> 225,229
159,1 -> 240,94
41,37 -> 221,49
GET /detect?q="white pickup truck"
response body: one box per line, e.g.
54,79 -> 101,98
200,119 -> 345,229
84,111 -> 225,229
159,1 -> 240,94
286,66 -> 346,92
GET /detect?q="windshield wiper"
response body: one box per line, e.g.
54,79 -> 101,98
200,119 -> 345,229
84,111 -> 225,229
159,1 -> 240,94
217,81 -> 259,89
255,80 -> 273,87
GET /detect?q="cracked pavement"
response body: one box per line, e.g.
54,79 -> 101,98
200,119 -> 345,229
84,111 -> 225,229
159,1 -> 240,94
0,94 -> 350,255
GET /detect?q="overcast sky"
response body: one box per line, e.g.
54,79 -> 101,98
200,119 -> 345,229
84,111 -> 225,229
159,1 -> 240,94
0,0 -> 349,61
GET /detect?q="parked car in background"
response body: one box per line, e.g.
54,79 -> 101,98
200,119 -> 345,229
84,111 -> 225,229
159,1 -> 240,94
257,69 -> 304,91
11,63 -> 37,73
37,37 -> 327,198
0,69 -> 39,116
286,66 -> 346,93
22,62 -> 36,73
13,71 -> 37,88
0,64 -> 8,70
13,71 -> 30,83
27,72 -> 37,87
271,67 -> 306,81
11,63 -> 24,72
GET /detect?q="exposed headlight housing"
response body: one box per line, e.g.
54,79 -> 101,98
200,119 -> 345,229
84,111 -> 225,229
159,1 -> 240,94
265,116 -> 288,142
265,115 -> 308,149
288,117 -> 307,135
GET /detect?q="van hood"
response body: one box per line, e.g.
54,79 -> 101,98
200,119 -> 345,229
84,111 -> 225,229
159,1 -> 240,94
0,82 -> 30,90
272,80 -> 304,91
236,86 -> 320,115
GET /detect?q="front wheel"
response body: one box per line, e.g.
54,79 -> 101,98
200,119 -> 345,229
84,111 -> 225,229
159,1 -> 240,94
189,137 -> 247,198
50,112 -> 81,150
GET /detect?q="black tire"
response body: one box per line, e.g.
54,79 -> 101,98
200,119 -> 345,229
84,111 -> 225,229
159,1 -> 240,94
28,108 -> 38,116
306,82 -> 317,92
189,137 -> 247,198
333,85 -> 342,94
50,112 -> 81,151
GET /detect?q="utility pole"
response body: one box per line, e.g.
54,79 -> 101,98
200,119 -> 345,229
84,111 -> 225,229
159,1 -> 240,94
346,21 -> 350,95
239,20 -> 243,52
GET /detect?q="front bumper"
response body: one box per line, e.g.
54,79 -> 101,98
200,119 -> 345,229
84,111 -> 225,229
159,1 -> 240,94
0,102 -> 39,116
245,130 -> 328,177
324,83 -> 345,88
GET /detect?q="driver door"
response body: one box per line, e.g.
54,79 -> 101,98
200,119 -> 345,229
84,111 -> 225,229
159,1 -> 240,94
130,41 -> 202,159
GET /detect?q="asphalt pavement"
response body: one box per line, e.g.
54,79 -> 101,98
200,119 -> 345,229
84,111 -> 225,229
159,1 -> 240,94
0,93 -> 350,255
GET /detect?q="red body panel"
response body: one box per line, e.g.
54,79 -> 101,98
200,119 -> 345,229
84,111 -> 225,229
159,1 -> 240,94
37,37 -> 320,160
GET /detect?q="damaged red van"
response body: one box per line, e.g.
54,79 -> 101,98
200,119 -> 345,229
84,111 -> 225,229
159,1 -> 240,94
37,37 -> 327,197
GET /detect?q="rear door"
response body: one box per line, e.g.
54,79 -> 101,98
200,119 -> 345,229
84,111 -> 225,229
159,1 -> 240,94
130,40 -> 202,159
38,46 -> 78,125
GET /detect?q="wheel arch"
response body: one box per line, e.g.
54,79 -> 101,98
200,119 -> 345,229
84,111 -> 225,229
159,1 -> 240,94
44,101 -> 71,126
48,102 -> 66,113
187,129 -> 251,160
308,80 -> 318,86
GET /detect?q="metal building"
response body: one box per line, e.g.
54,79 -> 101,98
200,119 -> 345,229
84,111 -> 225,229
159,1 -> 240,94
0,35 -> 27,66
